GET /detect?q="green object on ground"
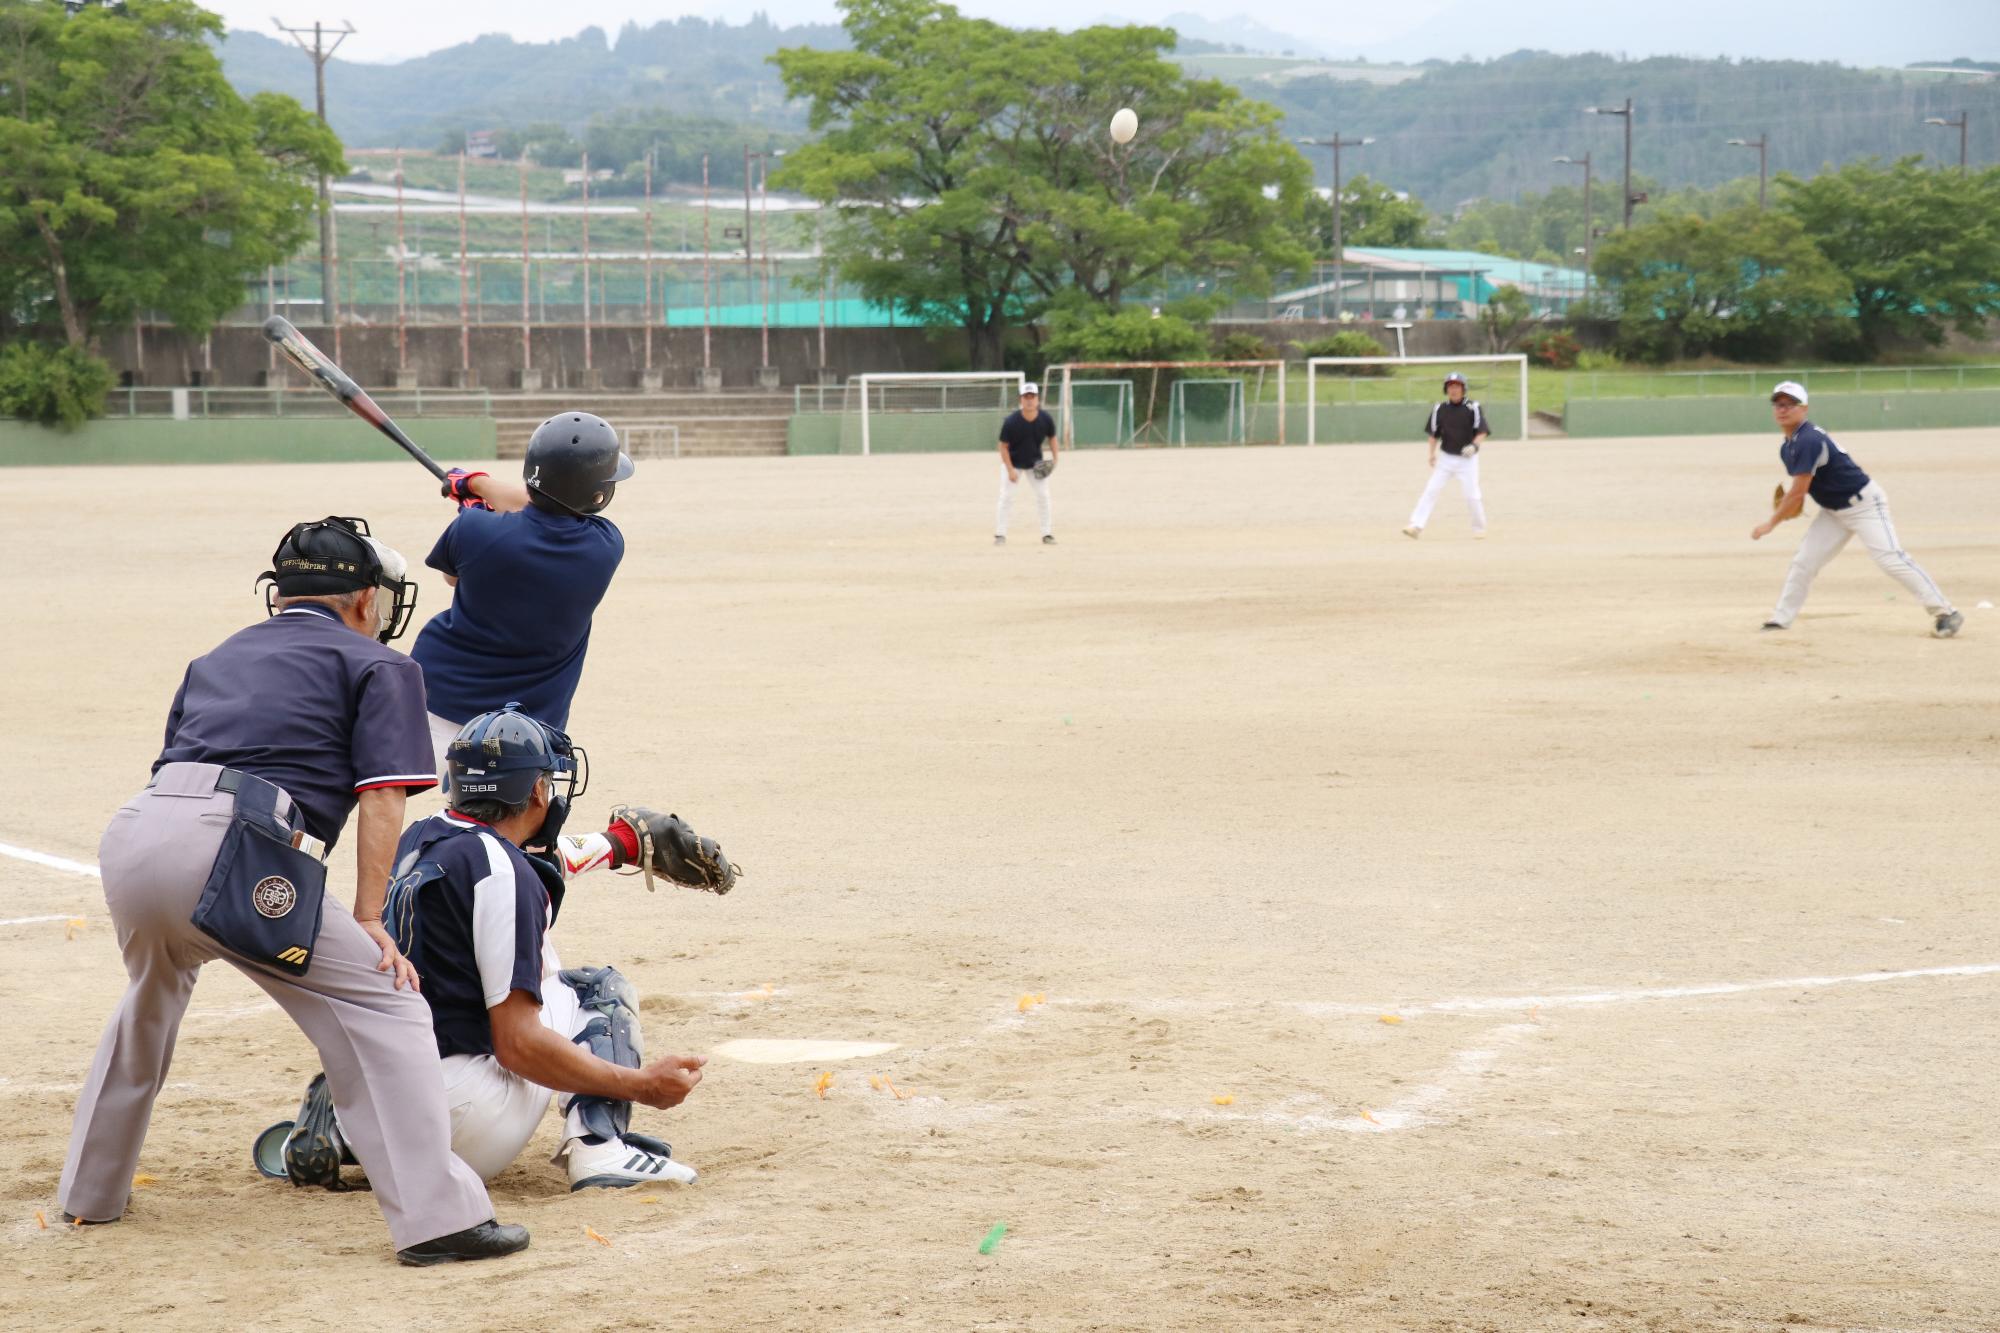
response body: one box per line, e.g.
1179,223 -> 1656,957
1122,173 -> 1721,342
978,1222 -> 1007,1254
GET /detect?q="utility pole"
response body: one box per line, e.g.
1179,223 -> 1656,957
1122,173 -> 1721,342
1727,134 -> 1769,208
273,19 -> 354,345
1553,153 -> 1594,273
1924,111 -> 1969,174
1588,99 -> 1637,228
1297,133 -> 1373,319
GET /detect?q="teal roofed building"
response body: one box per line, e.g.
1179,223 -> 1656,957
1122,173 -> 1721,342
1267,248 -> 1594,322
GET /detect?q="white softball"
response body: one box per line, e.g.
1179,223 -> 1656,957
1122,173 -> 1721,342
1110,107 -> 1139,145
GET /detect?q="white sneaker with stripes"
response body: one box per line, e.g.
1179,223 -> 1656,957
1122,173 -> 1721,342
563,1134 -> 698,1190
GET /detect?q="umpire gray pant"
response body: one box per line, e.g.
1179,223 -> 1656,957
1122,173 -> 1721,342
58,762 -> 494,1251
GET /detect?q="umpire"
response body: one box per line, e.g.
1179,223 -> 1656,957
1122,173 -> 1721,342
58,516 -> 529,1267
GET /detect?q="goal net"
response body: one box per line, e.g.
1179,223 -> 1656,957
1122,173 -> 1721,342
840,372 -> 1026,455
1304,354 -> 1529,445
1169,379 -> 1246,445
1067,380 -> 1135,447
1048,361 -> 1287,447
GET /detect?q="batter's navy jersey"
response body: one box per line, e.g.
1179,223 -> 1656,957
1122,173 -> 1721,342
1000,410 -> 1057,470
154,605 -> 439,847
390,813 -> 550,1060
410,504 -> 624,730
1424,400 -> 1487,455
1780,421 -> 1872,511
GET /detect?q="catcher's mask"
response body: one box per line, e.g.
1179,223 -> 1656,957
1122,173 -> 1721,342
445,704 -> 589,845
256,515 -> 418,644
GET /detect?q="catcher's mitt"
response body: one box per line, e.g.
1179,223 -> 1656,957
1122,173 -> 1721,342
610,806 -> 740,895
1773,483 -> 1801,522
1031,454 -> 1056,480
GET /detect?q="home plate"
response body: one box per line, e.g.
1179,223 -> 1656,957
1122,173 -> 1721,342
711,1039 -> 901,1064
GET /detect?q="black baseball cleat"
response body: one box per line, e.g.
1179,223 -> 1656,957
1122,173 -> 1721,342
60,1213 -> 118,1225
1934,610 -> 1963,638
396,1219 -> 531,1267
993,535 -> 1005,546
1042,534 -> 1056,545
1760,621 -> 1786,631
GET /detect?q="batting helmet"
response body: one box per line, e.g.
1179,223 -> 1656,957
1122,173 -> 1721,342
523,412 -> 635,516
1443,372 -> 1468,392
445,705 -> 589,846
256,515 -> 418,643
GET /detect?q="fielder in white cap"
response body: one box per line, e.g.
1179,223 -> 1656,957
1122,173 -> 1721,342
1752,380 -> 1961,637
995,382 -> 1058,545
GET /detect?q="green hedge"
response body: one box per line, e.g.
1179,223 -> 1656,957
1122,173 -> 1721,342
0,417 -> 498,466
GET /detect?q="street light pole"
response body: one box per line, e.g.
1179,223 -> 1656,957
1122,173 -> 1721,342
1587,99 -> 1636,228
746,149 -> 786,372
1297,133 -> 1373,319
273,19 -> 354,352
1553,153 -> 1593,272
1726,134 -> 1769,208
1923,112 -> 1969,174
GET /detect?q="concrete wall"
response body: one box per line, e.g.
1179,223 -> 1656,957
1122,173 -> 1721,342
1564,390 -> 2000,437
0,418 -> 497,467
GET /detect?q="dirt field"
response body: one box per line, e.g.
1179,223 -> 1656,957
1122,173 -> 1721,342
3,430 -> 1997,1332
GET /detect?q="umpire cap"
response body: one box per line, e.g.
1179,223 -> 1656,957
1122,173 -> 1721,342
524,412 -> 635,516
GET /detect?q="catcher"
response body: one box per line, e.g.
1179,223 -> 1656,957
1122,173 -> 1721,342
257,706 -> 739,1193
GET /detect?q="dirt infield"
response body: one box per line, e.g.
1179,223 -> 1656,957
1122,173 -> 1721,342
2,430 -> 1997,1331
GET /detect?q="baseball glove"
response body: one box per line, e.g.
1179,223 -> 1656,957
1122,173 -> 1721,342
1773,483 -> 1801,521
1031,454 -> 1056,480
609,806 -> 740,895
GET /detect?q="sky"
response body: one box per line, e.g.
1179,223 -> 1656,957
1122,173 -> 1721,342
224,0 -> 1991,67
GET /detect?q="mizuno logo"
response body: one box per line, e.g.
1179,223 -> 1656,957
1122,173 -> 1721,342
277,946 -> 309,965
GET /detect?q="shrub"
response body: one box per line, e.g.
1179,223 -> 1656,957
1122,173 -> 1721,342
0,343 -> 115,429
1292,330 -> 1391,375
1213,330 -> 1274,361
1523,328 -> 1581,369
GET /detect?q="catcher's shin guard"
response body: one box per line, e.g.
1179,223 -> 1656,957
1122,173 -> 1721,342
279,1073 -> 359,1190
560,966 -> 642,1142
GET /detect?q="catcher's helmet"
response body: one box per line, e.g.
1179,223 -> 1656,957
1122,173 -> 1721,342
444,705 -> 588,810
256,515 -> 418,643
1443,372 -> 1468,392
524,412 -> 635,516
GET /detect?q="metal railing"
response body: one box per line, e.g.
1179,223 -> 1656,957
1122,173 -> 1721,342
1557,365 -> 2000,399
103,386 -> 497,419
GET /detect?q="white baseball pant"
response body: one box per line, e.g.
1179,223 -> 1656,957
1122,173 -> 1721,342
1769,482 -> 1953,627
1409,451 -> 1486,533
996,468 -> 1052,539
439,957 -> 594,1181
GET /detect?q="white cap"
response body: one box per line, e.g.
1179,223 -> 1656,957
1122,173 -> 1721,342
1020,382 -> 1039,397
1770,380 -> 1808,404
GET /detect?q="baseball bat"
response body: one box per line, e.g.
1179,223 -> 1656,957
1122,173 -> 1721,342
260,316 -> 450,483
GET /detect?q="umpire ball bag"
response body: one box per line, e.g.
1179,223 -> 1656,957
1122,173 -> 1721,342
189,772 -> 328,977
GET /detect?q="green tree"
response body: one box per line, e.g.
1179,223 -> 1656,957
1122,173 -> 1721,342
1301,174 -> 1434,250
1479,285 -> 1534,353
774,0 -> 1311,366
0,0 -> 342,352
1778,158 -> 2000,356
1591,206 -> 1848,361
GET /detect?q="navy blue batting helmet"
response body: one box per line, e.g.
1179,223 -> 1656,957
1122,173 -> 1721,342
444,705 -> 588,810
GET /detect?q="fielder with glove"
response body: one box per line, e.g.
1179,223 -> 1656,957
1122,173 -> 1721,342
256,706 -> 741,1196
996,382 -> 1058,545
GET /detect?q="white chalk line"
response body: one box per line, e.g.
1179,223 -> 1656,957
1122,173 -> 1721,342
0,841 -> 100,878
0,914 -> 88,929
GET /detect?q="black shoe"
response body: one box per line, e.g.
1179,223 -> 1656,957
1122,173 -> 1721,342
1042,534 -> 1056,545
397,1219 -> 531,1267
1760,621 -> 1786,632
993,535 -> 1005,545
60,1212 -> 118,1225
1934,610 -> 1963,638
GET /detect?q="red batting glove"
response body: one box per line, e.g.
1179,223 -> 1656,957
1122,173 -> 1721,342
442,468 -> 492,509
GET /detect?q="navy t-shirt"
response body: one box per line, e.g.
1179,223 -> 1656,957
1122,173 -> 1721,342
1424,400 -> 1487,455
999,410 -> 1057,470
410,504 -> 624,730
1780,421 -> 1872,511
154,605 -> 439,847
389,813 -> 550,1060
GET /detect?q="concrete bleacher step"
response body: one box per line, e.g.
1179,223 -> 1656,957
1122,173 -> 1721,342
493,413 -> 791,459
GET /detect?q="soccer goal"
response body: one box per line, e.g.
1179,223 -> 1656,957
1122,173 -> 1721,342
1304,353 -> 1529,446
1169,379 -> 1247,445
1048,361 -> 1286,448
1066,379 -> 1136,447
845,372 -> 1026,456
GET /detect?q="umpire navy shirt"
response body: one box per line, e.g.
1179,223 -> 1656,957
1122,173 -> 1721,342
1780,421 -> 1872,511
411,504 -> 624,731
392,813 -> 550,1060
154,605 -> 439,848
1424,400 -> 1487,455
999,410 -> 1057,470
